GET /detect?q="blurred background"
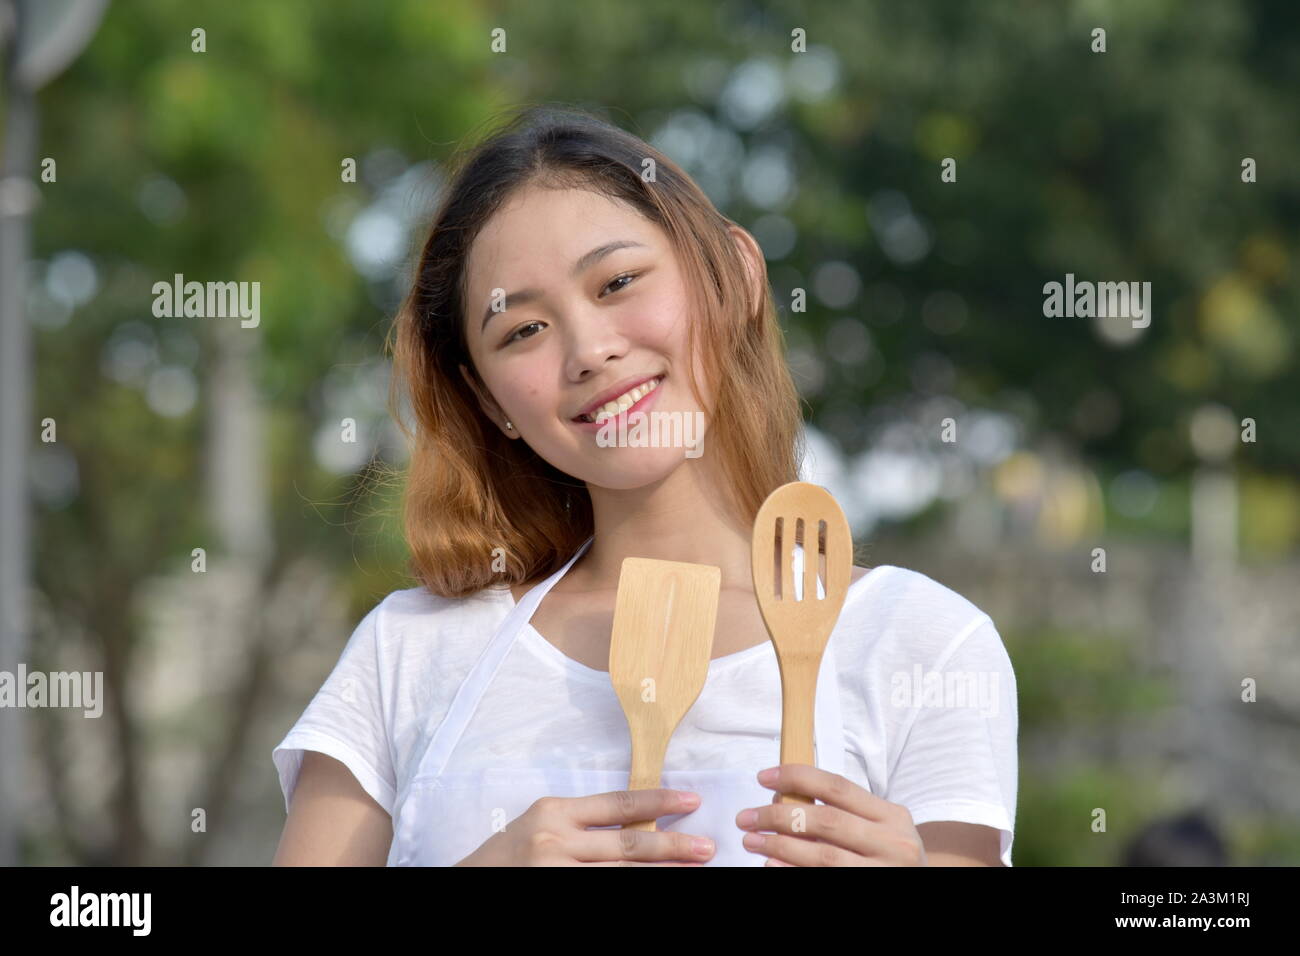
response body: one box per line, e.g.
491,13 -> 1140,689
1,0 -> 1296,866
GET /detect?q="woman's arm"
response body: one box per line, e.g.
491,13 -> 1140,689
272,751 -> 393,866
917,821 -> 1004,866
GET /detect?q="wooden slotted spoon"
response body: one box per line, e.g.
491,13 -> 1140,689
751,482 -> 853,805
609,557 -> 721,831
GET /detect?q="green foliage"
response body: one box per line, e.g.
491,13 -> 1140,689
1009,626 -> 1173,728
1015,765 -> 1160,867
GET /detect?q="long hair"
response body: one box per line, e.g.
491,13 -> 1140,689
387,104 -> 806,598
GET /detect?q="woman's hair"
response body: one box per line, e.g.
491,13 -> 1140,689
387,103 -> 805,598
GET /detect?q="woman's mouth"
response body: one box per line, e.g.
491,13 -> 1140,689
571,375 -> 664,430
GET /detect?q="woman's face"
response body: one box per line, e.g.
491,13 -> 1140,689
460,183 -> 712,490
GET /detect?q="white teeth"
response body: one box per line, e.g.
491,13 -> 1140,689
585,376 -> 662,423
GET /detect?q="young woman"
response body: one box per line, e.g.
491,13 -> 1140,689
272,106 -> 1017,867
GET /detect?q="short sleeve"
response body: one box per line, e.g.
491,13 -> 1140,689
885,615 -> 1019,866
271,601 -> 398,817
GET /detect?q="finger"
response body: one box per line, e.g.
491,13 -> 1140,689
738,802 -> 889,858
588,860 -> 708,866
573,826 -> 716,864
743,831 -> 865,867
757,765 -> 894,823
534,856 -> 704,867
565,788 -> 699,827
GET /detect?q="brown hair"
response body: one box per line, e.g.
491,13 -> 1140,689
387,104 -> 805,598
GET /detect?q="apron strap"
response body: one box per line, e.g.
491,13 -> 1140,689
814,636 -> 846,776
419,536 -> 593,779
793,542 -> 847,778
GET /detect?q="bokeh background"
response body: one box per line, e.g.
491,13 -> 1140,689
2,0 -> 1297,866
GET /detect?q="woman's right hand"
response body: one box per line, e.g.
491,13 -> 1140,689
454,789 -> 715,866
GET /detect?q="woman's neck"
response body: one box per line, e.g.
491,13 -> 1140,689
570,459 -> 755,595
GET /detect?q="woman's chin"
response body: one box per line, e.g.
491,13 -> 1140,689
575,450 -> 694,491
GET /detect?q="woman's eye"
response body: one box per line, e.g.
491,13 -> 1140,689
505,321 -> 544,344
601,272 -> 638,296
503,274 -> 638,345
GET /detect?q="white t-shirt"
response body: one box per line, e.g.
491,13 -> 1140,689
272,563 -> 1019,865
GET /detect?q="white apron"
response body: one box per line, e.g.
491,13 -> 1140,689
386,536 -> 847,866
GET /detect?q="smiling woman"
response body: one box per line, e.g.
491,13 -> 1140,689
388,105 -> 802,597
271,104 -> 1018,869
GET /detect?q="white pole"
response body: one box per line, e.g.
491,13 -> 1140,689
0,13 -> 39,868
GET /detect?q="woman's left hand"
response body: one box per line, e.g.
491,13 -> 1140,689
735,764 -> 928,866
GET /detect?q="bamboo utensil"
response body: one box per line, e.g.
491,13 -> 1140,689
751,482 -> 853,805
609,557 -> 721,831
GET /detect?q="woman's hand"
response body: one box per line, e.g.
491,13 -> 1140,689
735,764 -> 928,867
455,788 -> 717,866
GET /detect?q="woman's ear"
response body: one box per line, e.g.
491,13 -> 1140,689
459,363 -> 518,438
727,224 -> 766,320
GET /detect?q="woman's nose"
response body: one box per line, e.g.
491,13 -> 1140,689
563,310 -> 629,379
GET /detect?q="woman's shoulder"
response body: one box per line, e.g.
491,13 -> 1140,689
375,581 -> 512,616
839,562 -> 1001,665
356,582 -> 513,649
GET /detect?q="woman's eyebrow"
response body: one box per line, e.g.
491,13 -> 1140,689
479,239 -> 647,334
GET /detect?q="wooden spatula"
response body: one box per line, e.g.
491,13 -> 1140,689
609,557 -> 721,831
751,482 -> 853,805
